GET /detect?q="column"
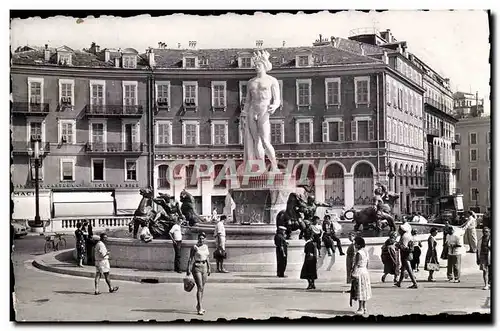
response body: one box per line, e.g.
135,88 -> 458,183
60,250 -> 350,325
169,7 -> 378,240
314,175 -> 325,202
344,174 -> 354,208
388,174 -> 394,192
200,177 -> 213,216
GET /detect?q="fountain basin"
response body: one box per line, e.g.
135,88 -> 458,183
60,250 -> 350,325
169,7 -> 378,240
105,223 -> 444,273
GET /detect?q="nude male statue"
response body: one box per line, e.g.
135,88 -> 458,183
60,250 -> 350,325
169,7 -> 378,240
241,50 -> 281,172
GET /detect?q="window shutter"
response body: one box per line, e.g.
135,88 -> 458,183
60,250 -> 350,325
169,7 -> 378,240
339,121 -> 345,141
322,121 -> 329,142
386,80 -> 391,104
368,120 -> 374,141
351,120 -> 357,141
387,119 -> 391,141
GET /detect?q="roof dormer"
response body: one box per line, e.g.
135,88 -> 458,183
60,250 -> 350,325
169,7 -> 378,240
237,51 -> 253,69
121,48 -> 138,69
56,45 -> 74,66
295,49 -> 313,68
183,52 -> 198,69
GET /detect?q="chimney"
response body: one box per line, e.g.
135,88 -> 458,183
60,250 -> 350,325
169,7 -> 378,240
256,40 -> 263,48
178,43 -> 181,49
189,41 -> 197,49
114,57 -> 120,68
44,44 -> 50,62
148,48 -> 155,67
360,45 -> 365,56
397,44 -> 403,54
282,41 -> 286,47
104,49 -> 110,62
382,51 -> 389,64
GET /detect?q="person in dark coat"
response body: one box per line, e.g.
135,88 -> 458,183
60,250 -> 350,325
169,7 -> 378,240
74,222 -> 86,267
84,220 -> 95,265
274,226 -> 288,277
381,231 -> 399,283
300,231 -> 318,290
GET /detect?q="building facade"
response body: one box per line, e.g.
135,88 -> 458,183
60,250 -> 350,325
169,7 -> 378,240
453,91 -> 484,119
11,36 -> 428,219
454,116 -> 491,212
11,44 -> 153,219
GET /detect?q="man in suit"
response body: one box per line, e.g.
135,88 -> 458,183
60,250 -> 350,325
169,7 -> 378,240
274,226 -> 289,277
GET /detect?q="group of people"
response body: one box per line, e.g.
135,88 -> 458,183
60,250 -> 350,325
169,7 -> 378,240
74,220 -> 94,267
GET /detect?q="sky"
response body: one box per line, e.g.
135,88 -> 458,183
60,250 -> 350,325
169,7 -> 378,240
10,10 -> 491,113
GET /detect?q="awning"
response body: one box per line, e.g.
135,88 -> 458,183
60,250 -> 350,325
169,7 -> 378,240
53,191 -> 114,217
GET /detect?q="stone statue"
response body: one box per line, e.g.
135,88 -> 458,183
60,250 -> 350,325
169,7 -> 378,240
275,193 -> 309,239
241,50 -> 281,172
180,189 -> 203,226
128,188 -> 155,239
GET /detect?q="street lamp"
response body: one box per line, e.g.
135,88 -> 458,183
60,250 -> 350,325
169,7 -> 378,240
27,137 -> 45,230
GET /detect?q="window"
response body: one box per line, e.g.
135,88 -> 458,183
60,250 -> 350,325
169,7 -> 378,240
122,55 -> 137,69
404,89 -> 408,112
27,119 -> 45,142
470,168 -> 478,182
182,120 -> 200,145
183,81 -> 198,107
211,120 -> 228,145
158,165 -> 170,189
392,81 -> 397,106
156,82 -> 170,108
58,79 -> 74,106
90,80 -> 105,109
270,120 -> 284,145
351,117 -> 374,141
386,118 -> 392,141
89,120 -> 107,149
295,119 -> 313,144
58,119 -> 76,144
57,53 -> 72,65
239,57 -> 252,68
123,81 -> 138,106
470,148 -> 478,162
125,159 -> 137,181
470,188 -> 478,202
156,121 -> 172,145
296,79 -> 311,106
122,120 -> 140,151
322,119 -> 344,142
60,159 -> 75,181
469,132 -> 477,145
92,159 -> 105,181
409,92 -> 413,114
239,81 -> 248,106
404,124 -> 409,146
325,78 -> 341,106
354,77 -> 370,106
397,88 -> 403,110
455,150 -> 460,162
399,122 -> 403,145
297,55 -> 310,67
185,165 -> 197,188
184,56 -> 197,68
211,81 -> 226,109
455,133 -> 461,144
28,77 -> 44,110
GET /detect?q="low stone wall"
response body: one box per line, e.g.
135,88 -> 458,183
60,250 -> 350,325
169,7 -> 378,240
106,225 -> 444,274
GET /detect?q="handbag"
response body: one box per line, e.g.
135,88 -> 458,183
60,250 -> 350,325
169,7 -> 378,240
183,277 -> 195,292
426,262 -> 440,271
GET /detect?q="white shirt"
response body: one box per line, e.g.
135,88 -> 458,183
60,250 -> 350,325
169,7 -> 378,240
214,221 -> 226,237
465,216 -> 477,230
169,224 -> 182,241
448,227 -> 465,255
94,241 -> 108,262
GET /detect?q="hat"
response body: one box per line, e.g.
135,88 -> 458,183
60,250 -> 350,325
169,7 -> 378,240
399,222 -> 412,233
278,226 -> 287,231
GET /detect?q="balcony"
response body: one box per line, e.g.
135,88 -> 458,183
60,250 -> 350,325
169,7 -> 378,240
11,102 -> 50,116
11,141 -> 51,154
424,97 -> 452,114
85,104 -> 144,118
85,142 -> 144,154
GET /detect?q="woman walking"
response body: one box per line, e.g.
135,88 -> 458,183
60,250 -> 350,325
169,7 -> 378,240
186,232 -> 211,315
350,236 -> 372,316
424,227 -> 439,282
381,232 -> 399,283
300,232 -> 318,290
74,222 -> 86,268
345,232 -> 356,284
477,226 -> 491,290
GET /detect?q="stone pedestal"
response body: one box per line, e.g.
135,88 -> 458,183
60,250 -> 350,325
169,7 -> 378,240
230,187 -> 296,224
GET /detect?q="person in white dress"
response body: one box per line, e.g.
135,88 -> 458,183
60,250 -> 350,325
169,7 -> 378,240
350,236 -> 372,315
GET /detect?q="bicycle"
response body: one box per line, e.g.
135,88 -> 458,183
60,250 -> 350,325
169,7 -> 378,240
44,233 -> 67,253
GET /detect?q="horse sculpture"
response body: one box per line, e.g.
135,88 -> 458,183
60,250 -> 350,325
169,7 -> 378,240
128,188 -> 155,239
180,189 -> 203,226
344,191 -> 399,232
275,192 -> 309,239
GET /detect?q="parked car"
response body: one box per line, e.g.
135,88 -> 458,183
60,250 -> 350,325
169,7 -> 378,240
11,222 -> 28,238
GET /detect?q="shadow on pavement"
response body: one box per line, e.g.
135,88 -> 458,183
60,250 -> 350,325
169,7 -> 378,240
131,308 -> 198,315
257,287 -> 305,291
287,309 -> 354,316
54,290 -> 95,295
235,275 -> 277,278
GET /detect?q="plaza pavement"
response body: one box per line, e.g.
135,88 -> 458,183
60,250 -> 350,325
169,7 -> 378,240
13,240 -> 492,322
